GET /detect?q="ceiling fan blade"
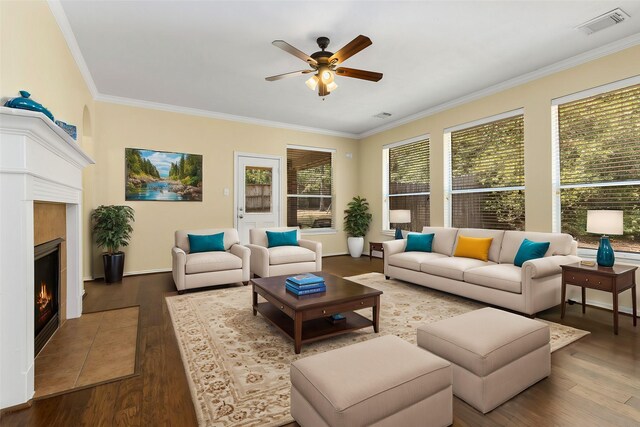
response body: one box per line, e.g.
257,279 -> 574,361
329,35 -> 372,64
265,70 -> 313,81
272,40 -> 318,66
335,67 -> 383,82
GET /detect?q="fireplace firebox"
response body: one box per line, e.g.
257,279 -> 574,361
34,238 -> 63,355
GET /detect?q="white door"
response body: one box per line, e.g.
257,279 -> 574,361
235,153 -> 281,244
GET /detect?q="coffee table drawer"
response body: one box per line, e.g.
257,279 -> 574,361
275,302 -> 295,318
257,289 -> 295,318
303,297 -> 376,321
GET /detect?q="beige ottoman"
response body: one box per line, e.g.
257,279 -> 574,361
417,307 -> 550,414
290,335 -> 452,427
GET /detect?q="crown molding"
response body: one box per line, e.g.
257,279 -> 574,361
357,32 -> 640,139
46,0 -> 357,139
47,0 -> 640,141
94,93 -> 358,139
47,0 -> 98,98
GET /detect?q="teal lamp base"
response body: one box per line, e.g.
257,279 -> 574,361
596,236 -> 615,267
395,227 -> 403,240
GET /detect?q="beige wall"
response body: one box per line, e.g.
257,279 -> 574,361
4,0 -> 640,314
1,1 -> 359,278
0,1 -> 94,129
359,44 -> 640,312
91,102 -> 359,275
1,0 -> 95,290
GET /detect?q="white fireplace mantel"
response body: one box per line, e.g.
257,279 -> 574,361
0,107 -> 94,409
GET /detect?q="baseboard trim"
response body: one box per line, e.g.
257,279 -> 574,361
570,297 -> 637,318
124,268 -> 172,276
86,268 -> 172,281
0,398 -> 33,415
84,253 -> 358,281
323,252 -> 349,257
82,261 -> 636,318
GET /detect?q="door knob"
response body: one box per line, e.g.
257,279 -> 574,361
239,215 -> 244,219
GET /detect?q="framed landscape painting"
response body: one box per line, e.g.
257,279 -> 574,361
125,148 -> 203,201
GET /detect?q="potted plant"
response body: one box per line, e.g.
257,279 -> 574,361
343,196 -> 373,258
91,205 -> 135,283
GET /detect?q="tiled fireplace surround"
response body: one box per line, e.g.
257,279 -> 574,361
0,107 -> 93,409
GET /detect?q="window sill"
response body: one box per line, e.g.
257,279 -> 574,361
382,229 -> 416,238
577,248 -> 640,267
300,228 -> 337,236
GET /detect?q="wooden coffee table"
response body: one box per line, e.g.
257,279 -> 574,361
251,272 -> 382,354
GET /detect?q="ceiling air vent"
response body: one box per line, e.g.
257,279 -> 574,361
374,112 -> 392,119
577,8 -> 630,35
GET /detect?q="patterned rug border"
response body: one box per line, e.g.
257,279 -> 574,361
166,272 -> 590,426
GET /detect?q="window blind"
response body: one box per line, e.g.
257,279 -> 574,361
287,148 -> 334,229
450,114 -> 525,230
557,84 -> 640,252
387,139 -> 430,231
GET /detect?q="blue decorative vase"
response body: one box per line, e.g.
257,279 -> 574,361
395,227 -> 403,239
596,236 -> 615,267
4,90 -> 54,122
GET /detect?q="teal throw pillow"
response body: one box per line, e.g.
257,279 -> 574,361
188,232 -> 225,253
266,230 -> 298,248
405,233 -> 434,252
514,238 -> 550,267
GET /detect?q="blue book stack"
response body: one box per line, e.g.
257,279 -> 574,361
285,273 -> 326,296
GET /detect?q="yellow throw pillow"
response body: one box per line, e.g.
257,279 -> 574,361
454,235 -> 493,261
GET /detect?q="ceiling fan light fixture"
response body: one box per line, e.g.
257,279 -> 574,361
305,75 -> 319,90
320,68 -> 334,84
266,35 -> 383,97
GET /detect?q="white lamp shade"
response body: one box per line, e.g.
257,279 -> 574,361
586,210 -> 623,235
389,209 -> 411,224
305,75 -> 319,91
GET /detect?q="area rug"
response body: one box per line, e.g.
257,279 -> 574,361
166,273 -> 589,427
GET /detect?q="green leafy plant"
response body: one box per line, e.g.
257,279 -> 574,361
91,205 -> 135,254
343,196 -> 372,237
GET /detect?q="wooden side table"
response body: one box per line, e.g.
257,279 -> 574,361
561,262 -> 637,335
369,242 -> 384,261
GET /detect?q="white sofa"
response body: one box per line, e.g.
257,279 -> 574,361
247,227 -> 322,278
172,228 -> 250,293
383,227 -> 580,316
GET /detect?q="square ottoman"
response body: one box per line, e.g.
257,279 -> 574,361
290,335 -> 452,427
417,307 -> 550,414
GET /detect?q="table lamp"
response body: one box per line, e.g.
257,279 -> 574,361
586,210 -> 623,267
389,209 -> 411,240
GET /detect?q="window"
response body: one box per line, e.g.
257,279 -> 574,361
287,147 -> 334,230
553,80 -> 640,253
446,110 -> 525,230
245,167 -> 272,213
383,136 -> 430,232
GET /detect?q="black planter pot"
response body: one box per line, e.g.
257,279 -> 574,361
103,252 -> 125,283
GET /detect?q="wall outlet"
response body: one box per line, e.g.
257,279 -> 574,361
223,188 -> 230,196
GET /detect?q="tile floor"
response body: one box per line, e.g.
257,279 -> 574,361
34,306 -> 139,397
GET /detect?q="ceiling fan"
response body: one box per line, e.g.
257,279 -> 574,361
265,35 -> 383,96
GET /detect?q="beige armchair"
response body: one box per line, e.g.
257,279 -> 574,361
172,228 -> 250,293
246,227 -> 322,278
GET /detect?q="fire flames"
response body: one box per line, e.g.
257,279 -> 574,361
37,281 -> 52,312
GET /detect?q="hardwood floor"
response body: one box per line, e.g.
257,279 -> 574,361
2,255 -> 639,426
